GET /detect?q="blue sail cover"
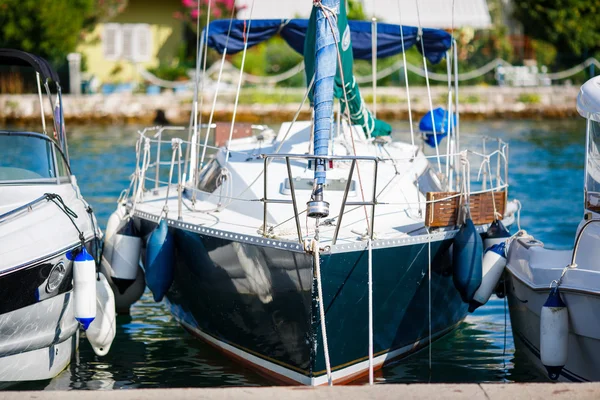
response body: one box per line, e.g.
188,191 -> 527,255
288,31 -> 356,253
204,18 -> 451,64
312,0 -> 339,185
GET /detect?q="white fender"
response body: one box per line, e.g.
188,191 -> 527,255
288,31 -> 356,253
110,234 -> 142,282
484,236 -> 508,251
540,287 -> 569,380
100,256 -> 145,314
469,242 -> 507,312
105,204 -> 127,242
103,205 -> 128,264
73,248 -> 96,330
86,273 -> 116,356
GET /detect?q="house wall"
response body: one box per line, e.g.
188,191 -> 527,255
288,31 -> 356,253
77,0 -> 183,84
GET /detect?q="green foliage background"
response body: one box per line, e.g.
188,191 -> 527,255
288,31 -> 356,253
512,0 -> 600,62
0,0 -> 97,63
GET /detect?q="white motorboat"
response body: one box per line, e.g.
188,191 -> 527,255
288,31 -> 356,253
505,75 -> 600,382
0,49 -> 114,385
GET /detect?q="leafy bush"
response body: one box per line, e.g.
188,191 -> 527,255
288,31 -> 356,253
147,64 -> 189,81
236,90 -> 304,104
517,93 -> 541,104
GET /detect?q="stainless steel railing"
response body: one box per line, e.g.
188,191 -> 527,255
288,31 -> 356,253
261,153 -> 379,245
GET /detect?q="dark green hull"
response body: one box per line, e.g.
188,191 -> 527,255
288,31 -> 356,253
136,217 -> 467,385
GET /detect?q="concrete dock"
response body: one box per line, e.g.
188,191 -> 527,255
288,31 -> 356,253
1,383 -> 599,400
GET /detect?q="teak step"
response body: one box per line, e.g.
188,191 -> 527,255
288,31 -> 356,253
425,191 -> 507,228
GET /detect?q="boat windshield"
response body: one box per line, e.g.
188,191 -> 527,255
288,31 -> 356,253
586,120 -> 600,210
0,133 -> 68,183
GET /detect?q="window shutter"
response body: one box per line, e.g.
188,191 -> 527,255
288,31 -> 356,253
133,24 -> 152,62
121,24 -> 136,61
103,24 -> 122,60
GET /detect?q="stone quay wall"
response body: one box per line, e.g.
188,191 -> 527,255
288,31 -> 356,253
0,85 -> 580,126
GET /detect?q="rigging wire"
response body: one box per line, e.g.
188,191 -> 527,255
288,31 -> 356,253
396,0 -> 415,152
225,0 -> 255,165
199,1 -> 239,168
415,0 -> 442,175
321,4 -> 371,237
184,0 -> 204,185
192,0 -> 214,201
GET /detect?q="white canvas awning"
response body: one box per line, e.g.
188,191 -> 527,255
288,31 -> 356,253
236,0 -> 492,29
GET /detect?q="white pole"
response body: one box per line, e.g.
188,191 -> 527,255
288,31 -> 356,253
368,238 -> 374,385
428,232 -> 432,371
585,118 -> 590,208
192,0 -> 212,193
446,50 -> 453,188
67,53 -> 82,95
371,17 -> 377,118
188,31 -> 205,186
336,99 -> 341,139
453,40 -> 460,153
35,72 -> 47,135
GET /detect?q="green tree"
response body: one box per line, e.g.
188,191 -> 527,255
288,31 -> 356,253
512,0 -> 600,59
347,0 -> 366,20
0,0 -> 100,63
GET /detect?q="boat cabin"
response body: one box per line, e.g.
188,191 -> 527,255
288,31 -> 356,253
577,76 -> 600,214
0,49 -> 70,185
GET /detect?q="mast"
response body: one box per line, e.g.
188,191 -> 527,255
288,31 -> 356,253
307,0 -> 340,220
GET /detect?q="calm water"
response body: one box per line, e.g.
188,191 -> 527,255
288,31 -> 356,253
10,119 -> 586,389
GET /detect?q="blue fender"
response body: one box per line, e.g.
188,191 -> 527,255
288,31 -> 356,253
452,218 -> 483,303
145,220 -> 175,302
483,219 -> 511,250
419,107 -> 455,148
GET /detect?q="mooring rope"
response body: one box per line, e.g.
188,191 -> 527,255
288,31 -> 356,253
44,193 -> 85,247
84,203 -> 101,271
311,237 -> 333,386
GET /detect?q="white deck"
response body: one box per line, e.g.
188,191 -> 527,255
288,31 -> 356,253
132,122 -> 459,250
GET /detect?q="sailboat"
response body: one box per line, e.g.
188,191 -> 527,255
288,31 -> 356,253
0,49 -> 115,385
108,1 -> 518,385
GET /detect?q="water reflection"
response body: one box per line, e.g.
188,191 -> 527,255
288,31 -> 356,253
8,120 -> 585,389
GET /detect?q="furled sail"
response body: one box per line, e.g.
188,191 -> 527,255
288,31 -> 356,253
305,0 -> 391,138
312,0 -> 339,185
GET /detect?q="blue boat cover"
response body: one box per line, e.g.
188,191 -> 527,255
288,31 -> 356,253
204,18 -> 451,64
312,0 -> 339,184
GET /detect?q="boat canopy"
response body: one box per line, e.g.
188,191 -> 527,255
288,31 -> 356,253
0,49 -> 60,83
577,76 -> 600,123
204,18 -> 452,64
